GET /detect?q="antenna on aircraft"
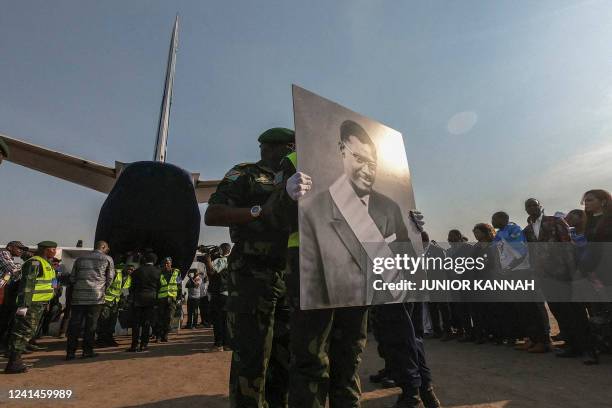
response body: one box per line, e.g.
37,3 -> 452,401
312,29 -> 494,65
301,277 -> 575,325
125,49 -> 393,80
153,15 -> 179,163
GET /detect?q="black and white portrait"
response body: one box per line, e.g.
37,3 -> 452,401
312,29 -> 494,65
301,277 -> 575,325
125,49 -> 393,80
293,86 -> 422,309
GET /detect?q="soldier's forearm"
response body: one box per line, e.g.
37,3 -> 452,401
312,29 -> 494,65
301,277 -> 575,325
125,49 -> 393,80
205,204 -> 254,226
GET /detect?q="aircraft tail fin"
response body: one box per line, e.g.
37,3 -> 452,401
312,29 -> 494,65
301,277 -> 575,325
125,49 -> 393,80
153,15 -> 179,162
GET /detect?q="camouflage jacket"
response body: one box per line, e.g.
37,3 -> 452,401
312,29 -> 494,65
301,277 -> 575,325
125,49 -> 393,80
16,257 -> 45,308
208,160 -> 288,263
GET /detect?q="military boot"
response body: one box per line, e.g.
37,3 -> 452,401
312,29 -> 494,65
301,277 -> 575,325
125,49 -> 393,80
420,385 -> 441,408
4,352 -> 29,374
370,368 -> 387,383
381,378 -> 397,388
26,342 -> 46,352
389,385 -> 421,408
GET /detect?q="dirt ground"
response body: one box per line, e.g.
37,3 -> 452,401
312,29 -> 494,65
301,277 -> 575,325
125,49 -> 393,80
1,326 -> 611,408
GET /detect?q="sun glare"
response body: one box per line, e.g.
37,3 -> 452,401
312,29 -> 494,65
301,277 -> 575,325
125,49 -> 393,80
374,130 -> 409,176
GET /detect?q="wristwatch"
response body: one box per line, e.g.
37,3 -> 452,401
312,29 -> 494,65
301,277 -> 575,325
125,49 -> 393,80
250,205 -> 263,218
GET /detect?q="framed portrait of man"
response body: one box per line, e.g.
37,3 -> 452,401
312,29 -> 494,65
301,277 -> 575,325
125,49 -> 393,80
293,85 -> 423,310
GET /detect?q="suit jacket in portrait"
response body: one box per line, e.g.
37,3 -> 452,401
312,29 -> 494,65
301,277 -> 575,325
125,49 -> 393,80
300,188 -> 413,309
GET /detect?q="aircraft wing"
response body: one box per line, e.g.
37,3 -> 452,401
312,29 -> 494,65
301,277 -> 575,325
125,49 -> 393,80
1,133 -> 118,193
2,133 -> 221,201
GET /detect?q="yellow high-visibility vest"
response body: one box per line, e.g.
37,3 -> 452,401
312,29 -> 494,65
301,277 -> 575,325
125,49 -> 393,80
286,152 -> 300,248
158,269 -> 179,299
104,269 -> 131,303
30,256 -> 56,303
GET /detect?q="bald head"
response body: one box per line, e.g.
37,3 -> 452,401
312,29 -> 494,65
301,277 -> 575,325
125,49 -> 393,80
95,240 -> 110,254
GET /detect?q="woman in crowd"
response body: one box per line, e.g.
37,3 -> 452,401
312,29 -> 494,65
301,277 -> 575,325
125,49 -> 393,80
580,189 -> 612,310
582,190 -> 611,240
471,223 -> 504,344
557,208 -> 599,364
581,190 -> 612,295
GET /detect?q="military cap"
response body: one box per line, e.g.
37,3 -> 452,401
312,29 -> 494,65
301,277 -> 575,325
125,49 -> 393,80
0,137 -> 9,158
37,241 -> 58,249
126,262 -> 139,268
257,128 -> 295,144
163,257 -> 172,263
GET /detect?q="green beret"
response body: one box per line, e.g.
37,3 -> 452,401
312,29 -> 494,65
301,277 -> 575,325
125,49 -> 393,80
37,241 -> 58,249
0,137 -> 9,158
257,128 -> 295,144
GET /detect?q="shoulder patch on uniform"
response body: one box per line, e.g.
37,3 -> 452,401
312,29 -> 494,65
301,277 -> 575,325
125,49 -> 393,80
223,169 -> 242,182
223,163 -> 255,181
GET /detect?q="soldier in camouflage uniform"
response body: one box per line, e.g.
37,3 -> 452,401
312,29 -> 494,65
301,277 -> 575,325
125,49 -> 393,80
205,128 -> 294,408
96,262 -> 135,347
274,149 -> 436,408
4,241 -> 58,374
156,257 -> 181,342
269,151 -> 369,408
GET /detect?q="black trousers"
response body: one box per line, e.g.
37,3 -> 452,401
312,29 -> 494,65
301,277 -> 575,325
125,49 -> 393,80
186,298 -> 199,328
451,302 -> 472,335
373,302 -> 432,390
198,296 -> 210,325
210,294 -> 227,346
549,302 -> 592,352
66,304 -> 103,354
0,282 -> 19,343
428,302 -> 452,334
514,302 -> 549,343
132,305 -> 155,348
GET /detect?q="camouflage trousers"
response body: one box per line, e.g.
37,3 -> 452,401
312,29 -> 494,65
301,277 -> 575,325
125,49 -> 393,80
8,302 -> 47,353
96,301 -> 119,340
286,249 -> 369,408
157,298 -> 177,338
226,256 -> 290,408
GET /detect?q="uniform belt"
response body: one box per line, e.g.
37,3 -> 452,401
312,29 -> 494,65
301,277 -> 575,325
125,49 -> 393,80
236,241 -> 284,257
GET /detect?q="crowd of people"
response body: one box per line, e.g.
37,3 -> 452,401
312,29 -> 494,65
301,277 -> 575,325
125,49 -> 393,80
2,124 -> 611,408
421,189 -> 612,368
0,240 -> 233,370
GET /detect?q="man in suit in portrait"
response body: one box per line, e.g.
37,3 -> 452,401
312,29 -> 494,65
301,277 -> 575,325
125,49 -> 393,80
300,119 -> 416,309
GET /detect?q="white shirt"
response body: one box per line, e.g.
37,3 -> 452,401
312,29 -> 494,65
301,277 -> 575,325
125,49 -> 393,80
532,214 -> 543,239
212,256 -> 229,296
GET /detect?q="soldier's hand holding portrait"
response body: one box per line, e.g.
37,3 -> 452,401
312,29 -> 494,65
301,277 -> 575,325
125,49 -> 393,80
286,172 -> 312,201
409,210 -> 425,231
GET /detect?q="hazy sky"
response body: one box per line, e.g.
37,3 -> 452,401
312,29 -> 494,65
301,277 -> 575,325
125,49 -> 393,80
1,0 -> 612,247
